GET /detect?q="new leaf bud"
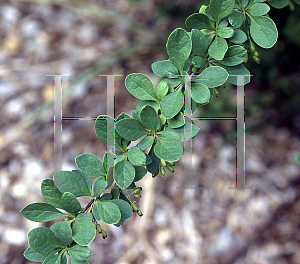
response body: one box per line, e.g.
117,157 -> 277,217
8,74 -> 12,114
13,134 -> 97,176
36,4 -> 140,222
253,55 -> 260,64
289,1 -> 295,11
96,225 -> 102,233
131,202 -> 138,212
166,164 -> 174,173
101,230 -> 107,239
160,166 -> 166,176
133,187 -> 142,193
249,42 -> 255,52
161,159 -> 167,167
137,209 -> 143,216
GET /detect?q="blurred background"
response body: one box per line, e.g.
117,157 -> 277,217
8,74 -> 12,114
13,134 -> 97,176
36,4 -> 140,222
0,0 -> 300,263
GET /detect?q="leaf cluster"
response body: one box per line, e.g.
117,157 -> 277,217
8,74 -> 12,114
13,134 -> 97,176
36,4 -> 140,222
21,169 -> 133,263
20,0 -> 299,263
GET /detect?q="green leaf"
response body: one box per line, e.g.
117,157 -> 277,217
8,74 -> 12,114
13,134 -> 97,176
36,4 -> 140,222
166,28 -> 192,74
151,60 -> 179,78
181,70 -> 189,85
156,115 -> 161,133
113,144 -> 125,156
50,221 -> 72,246
132,109 -> 141,122
154,131 -> 183,162
219,19 -> 228,28
167,111 -> 185,128
216,27 -> 234,38
70,256 -> 89,264
209,0 -> 235,24
138,135 -> 154,150
68,244 -> 92,261
126,180 -> 137,189
117,189 -> 131,205
99,193 -> 113,201
184,58 -> 192,73
94,115 -> 114,145
61,251 -> 68,264
72,214 -> 96,246
74,213 -> 92,221
61,192 -> 81,216
229,28 -> 247,44
185,13 -> 213,30
146,144 -> 160,174
162,78 -> 181,88
156,81 -> 169,101
41,179 -> 63,209
93,177 -> 107,198
140,105 -> 158,132
241,0 -> 249,8
198,88 -> 214,105
295,152 -> 300,165
116,112 -> 131,122
53,170 -> 93,197
216,45 -> 247,66
145,153 -> 152,165
221,64 -> 250,85
58,249 -> 68,264
115,118 -> 148,141
103,152 -> 114,172
136,100 -> 160,111
248,15 -> 278,48
133,166 -> 148,182
114,219 -> 126,227
247,3 -> 270,16
24,247 -> 48,262
114,159 -> 135,188
127,146 -> 146,166
92,200 -> 121,224
268,0 -> 289,8
111,188 -> 120,199
208,35 -> 228,60
110,199 -> 132,222
114,155 -> 127,167
60,251 -> 67,264
126,182 -> 137,189
228,10 -> 244,28
160,87 -> 184,119
28,227 -> 63,255
191,83 -> 211,104
106,166 -> 114,189
192,56 -> 206,70
191,98 -> 198,114
21,202 -> 67,222
125,73 -> 158,101
62,251 -> 68,264
43,254 -> 63,264
75,153 -> 106,177
165,124 -> 200,142
191,29 -> 209,57
192,66 -> 228,88
199,5 -> 215,21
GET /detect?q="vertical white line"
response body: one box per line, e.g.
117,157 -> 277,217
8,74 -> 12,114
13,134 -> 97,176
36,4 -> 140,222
47,74 -> 70,189
228,75 -> 253,190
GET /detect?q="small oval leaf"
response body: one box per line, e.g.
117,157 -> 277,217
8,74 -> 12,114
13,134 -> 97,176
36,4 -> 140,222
125,73 -> 158,101
160,88 -> 184,119
21,202 -> 67,222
